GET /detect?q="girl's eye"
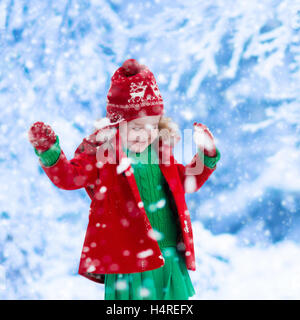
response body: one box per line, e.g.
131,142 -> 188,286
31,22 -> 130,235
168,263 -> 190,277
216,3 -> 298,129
132,125 -> 158,131
146,124 -> 158,130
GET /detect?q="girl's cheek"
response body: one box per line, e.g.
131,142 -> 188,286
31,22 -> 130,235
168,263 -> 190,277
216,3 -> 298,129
149,129 -> 159,143
127,130 -> 137,141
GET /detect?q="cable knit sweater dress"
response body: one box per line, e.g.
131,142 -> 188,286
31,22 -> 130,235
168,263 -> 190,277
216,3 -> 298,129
104,142 -> 197,300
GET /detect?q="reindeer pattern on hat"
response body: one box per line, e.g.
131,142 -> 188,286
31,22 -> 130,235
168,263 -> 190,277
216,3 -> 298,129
128,80 -> 163,104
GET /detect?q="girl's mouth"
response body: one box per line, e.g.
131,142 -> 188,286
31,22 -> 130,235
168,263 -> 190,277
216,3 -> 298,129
132,140 -> 147,145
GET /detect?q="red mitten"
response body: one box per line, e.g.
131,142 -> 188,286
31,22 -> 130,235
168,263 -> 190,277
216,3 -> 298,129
193,122 -> 216,157
28,121 -> 57,153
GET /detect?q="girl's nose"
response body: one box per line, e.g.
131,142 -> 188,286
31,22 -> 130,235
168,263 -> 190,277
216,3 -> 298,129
136,135 -> 146,142
136,131 -> 148,142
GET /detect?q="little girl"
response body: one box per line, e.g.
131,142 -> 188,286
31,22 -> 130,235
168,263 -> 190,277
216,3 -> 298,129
28,59 -> 220,300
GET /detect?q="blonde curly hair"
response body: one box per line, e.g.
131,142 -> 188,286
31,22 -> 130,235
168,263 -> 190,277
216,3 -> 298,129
157,115 -> 181,147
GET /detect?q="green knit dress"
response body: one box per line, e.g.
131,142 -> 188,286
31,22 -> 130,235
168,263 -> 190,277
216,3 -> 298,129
104,143 -> 196,300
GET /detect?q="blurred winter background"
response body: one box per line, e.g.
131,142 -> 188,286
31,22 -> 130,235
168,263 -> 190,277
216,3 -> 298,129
0,0 -> 300,299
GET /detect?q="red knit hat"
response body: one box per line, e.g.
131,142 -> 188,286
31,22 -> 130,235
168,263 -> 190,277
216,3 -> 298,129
106,59 -> 164,124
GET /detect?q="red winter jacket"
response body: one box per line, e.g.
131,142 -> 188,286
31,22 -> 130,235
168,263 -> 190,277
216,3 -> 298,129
38,126 -> 217,284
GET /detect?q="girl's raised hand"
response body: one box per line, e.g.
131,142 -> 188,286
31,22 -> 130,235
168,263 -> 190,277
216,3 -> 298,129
28,121 -> 57,153
193,122 -> 216,157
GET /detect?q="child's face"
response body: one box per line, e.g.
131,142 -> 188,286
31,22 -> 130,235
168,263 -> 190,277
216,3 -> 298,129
119,115 -> 161,153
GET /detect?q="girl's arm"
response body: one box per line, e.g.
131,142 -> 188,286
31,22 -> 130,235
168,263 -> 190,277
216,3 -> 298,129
175,147 -> 220,193
176,122 -> 221,193
29,121 -> 98,191
35,135 -> 98,191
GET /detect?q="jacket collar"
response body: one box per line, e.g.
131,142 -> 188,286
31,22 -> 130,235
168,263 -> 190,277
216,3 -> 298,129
114,128 -> 179,200
84,125 -> 179,198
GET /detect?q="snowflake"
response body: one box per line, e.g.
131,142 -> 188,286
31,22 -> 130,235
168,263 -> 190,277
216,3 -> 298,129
117,157 -> 132,174
137,249 -> 154,258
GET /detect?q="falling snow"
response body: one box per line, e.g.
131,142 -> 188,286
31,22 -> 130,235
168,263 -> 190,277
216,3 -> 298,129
137,249 -> 154,259
116,157 -> 132,175
1,0 -> 300,299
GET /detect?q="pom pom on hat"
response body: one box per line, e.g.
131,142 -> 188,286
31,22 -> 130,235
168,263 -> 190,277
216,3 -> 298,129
122,59 -> 143,77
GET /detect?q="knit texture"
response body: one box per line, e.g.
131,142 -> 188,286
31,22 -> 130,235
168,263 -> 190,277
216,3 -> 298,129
123,143 -> 180,249
198,146 -> 221,169
34,135 -> 61,167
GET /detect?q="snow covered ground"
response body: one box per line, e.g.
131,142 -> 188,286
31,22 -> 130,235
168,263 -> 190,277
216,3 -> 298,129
2,220 -> 299,299
191,222 -> 300,300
